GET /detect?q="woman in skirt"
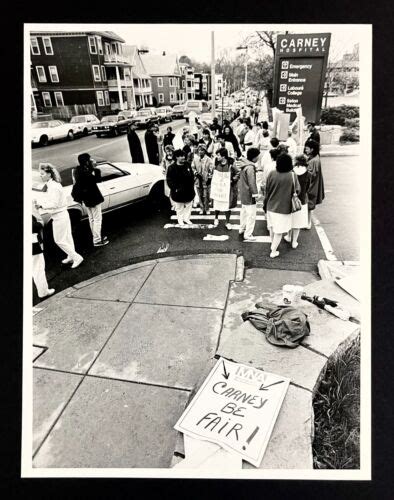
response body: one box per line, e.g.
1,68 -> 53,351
284,154 -> 311,248
211,147 -> 240,230
263,153 -> 300,258
305,139 -> 325,229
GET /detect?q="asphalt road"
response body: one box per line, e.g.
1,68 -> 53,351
31,126 -> 360,305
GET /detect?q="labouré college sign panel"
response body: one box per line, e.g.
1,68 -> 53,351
273,33 -> 331,123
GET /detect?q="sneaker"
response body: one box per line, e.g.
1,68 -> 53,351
184,220 -> 193,225
292,241 -> 299,249
178,221 -> 185,226
62,257 -> 73,264
102,236 -> 109,242
284,234 -> 291,243
94,239 -> 109,247
244,236 -> 257,241
306,222 -> 312,230
213,219 -> 219,227
225,223 -> 232,230
199,209 -> 204,215
206,209 -> 210,215
40,288 -> 55,299
71,255 -> 84,269
270,250 -> 280,258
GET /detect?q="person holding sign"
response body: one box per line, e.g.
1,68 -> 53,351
211,148 -> 240,230
166,149 -> 195,226
238,147 -> 260,241
263,153 -> 300,258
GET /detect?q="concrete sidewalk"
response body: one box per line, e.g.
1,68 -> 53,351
32,254 -> 360,470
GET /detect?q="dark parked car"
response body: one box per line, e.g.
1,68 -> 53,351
92,114 -> 132,137
131,109 -> 160,128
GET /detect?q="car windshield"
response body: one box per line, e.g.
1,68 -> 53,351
70,116 -> 85,123
101,116 -> 117,122
32,122 -> 48,129
186,102 -> 200,109
137,111 -> 150,116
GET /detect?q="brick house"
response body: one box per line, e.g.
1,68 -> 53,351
141,53 -> 182,107
179,63 -> 195,102
30,30 -> 135,118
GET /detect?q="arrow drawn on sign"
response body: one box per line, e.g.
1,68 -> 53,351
259,380 -> 284,391
222,361 -> 230,380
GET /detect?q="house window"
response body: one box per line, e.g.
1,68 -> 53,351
48,66 -> 59,83
42,92 -> 52,107
104,42 -> 111,54
157,77 -> 163,87
158,93 -> 164,103
54,92 -> 64,107
101,66 -> 107,81
30,37 -> 40,55
96,91 -> 105,107
42,37 -> 53,55
182,80 -> 185,88
89,36 -> 97,54
92,65 -> 101,81
169,93 -> 176,103
96,37 -> 103,54
104,91 -> 110,105
36,66 -> 46,83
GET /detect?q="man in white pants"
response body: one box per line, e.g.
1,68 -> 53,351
238,147 -> 261,241
32,203 -> 55,299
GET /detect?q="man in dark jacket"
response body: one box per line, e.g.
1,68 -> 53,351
305,122 -> 320,145
210,117 -> 222,137
72,153 -> 109,247
127,122 -> 145,163
166,149 -> 195,226
163,126 -> 175,148
238,147 -> 260,241
145,125 -> 160,165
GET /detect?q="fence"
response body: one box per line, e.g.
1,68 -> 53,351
36,104 -> 98,122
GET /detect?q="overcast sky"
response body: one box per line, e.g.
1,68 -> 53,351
29,23 -> 366,63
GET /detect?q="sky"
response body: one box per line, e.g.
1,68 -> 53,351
28,23 -> 365,63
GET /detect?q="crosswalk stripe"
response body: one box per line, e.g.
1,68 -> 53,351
243,236 -> 271,243
170,215 -> 266,221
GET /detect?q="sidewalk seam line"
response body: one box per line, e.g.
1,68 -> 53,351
33,366 -> 192,393
132,301 -> 225,311
214,277 -> 234,354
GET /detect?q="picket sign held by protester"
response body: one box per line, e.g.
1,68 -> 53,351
210,169 -> 231,205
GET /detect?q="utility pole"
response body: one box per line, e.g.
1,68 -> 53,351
211,31 -> 216,120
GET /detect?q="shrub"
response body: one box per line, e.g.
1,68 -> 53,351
340,128 -> 360,143
313,336 -> 360,469
344,118 -> 360,129
320,105 -> 360,126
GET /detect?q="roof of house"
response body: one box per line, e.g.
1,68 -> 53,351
30,30 -> 125,43
123,45 -> 151,79
141,53 -> 180,76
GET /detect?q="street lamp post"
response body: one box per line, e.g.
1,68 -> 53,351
236,45 -> 249,104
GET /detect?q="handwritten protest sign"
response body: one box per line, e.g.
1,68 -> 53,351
174,358 -> 290,467
210,170 -> 230,204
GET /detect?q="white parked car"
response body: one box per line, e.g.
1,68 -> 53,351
69,114 -> 100,135
156,106 -> 173,123
32,160 -> 167,227
31,120 -> 84,147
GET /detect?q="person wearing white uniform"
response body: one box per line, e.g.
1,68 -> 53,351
285,130 -> 298,160
243,123 -> 257,153
188,111 -> 199,138
32,203 -> 55,299
34,164 -> 83,269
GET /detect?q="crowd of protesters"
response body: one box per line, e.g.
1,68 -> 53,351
32,99 -> 325,299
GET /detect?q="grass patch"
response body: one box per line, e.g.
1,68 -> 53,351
312,335 -> 360,469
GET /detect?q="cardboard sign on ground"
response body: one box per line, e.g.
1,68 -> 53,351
174,357 -> 290,467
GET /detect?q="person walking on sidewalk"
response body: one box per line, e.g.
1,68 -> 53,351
32,202 -> 55,300
166,149 -> 195,226
71,153 -> 109,247
211,147 -> 240,230
304,139 -> 325,229
263,153 -> 300,258
198,128 -> 214,157
305,122 -> 321,146
34,163 -> 83,268
163,126 -> 175,148
243,122 -> 257,153
127,122 -> 145,163
191,144 -> 214,215
284,154 -> 311,248
222,125 -> 242,159
161,145 -> 175,200
238,147 -> 260,241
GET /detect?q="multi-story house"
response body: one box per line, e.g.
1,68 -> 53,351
141,52 -> 182,107
179,63 -> 195,102
122,46 -> 153,109
194,72 -> 224,100
30,30 -> 136,118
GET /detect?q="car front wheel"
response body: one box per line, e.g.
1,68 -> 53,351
39,135 -> 48,147
67,130 -> 74,141
83,127 -> 89,136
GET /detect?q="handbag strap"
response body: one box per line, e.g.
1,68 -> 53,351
291,171 -> 296,195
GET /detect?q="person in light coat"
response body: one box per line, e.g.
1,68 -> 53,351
191,144 -> 214,215
34,163 -> 83,269
285,129 -> 298,160
32,202 -> 55,299
238,147 -> 261,241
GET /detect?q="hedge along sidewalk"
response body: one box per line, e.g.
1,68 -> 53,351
172,267 -> 360,470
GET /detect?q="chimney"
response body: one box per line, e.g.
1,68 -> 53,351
162,51 -> 166,56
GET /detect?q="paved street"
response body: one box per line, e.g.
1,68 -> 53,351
32,135 -> 360,305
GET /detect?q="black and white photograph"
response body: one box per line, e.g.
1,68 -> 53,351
23,22 -> 371,479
